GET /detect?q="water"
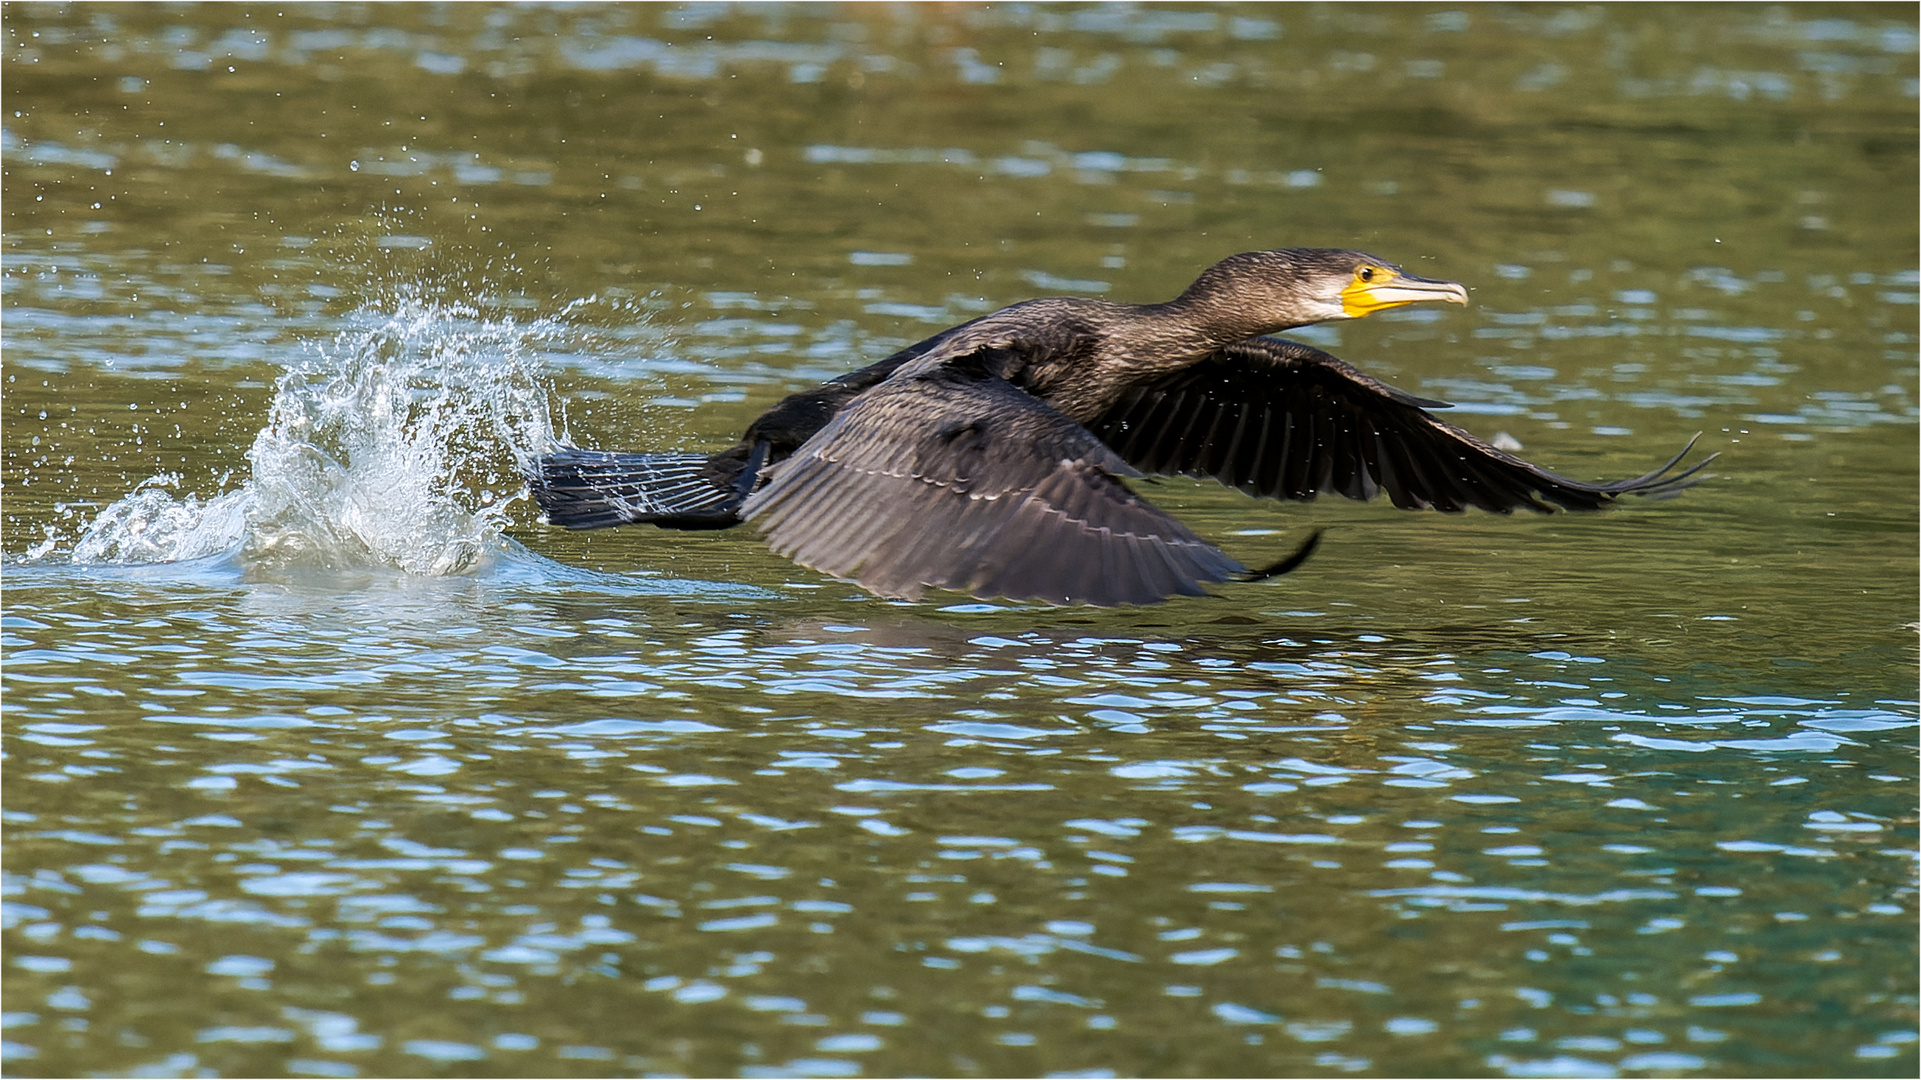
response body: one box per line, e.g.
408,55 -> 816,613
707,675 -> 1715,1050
3,5 -> 1916,1078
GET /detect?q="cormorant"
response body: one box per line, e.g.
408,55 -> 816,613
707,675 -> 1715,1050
527,249 -> 1709,606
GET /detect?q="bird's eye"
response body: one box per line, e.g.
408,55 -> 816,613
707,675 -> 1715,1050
1358,267 -> 1376,283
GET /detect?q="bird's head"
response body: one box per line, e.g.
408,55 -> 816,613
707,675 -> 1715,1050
1174,248 -> 1470,331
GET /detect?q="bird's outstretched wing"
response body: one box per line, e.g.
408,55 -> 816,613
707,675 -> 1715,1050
741,362 -> 1243,606
1089,336 -> 1712,513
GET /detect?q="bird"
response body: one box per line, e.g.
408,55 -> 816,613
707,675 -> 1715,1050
526,248 -> 1710,606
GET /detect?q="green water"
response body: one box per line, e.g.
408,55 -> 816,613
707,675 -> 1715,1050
3,4 -> 1916,1078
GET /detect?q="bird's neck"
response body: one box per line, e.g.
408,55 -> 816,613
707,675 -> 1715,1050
1018,301 -> 1265,424
1003,294 -> 1304,423
1110,298 -> 1283,369
1148,289 -> 1309,349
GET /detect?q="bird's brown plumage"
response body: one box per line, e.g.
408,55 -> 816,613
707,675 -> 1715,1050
528,248 -> 1711,605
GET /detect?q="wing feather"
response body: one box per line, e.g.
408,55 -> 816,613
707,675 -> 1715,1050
1087,337 -> 1712,513
743,363 -> 1241,605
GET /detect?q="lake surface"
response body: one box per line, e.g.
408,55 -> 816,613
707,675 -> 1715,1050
3,4 -> 1916,1078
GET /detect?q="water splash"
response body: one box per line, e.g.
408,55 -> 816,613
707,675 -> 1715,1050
65,474 -> 251,565
48,286 -> 581,576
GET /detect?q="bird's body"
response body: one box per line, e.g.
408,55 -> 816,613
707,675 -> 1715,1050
529,249 -> 1709,605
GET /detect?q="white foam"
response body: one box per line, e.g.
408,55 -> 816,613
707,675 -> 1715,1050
52,287 -> 572,577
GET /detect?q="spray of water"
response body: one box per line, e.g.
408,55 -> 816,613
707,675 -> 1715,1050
50,284 -> 600,576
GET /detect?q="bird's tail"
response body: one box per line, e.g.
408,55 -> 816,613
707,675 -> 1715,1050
527,449 -> 742,530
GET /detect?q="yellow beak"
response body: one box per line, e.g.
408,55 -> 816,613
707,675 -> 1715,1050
1340,271 -> 1470,318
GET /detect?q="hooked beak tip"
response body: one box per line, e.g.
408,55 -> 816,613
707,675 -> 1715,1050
1342,274 -> 1471,317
